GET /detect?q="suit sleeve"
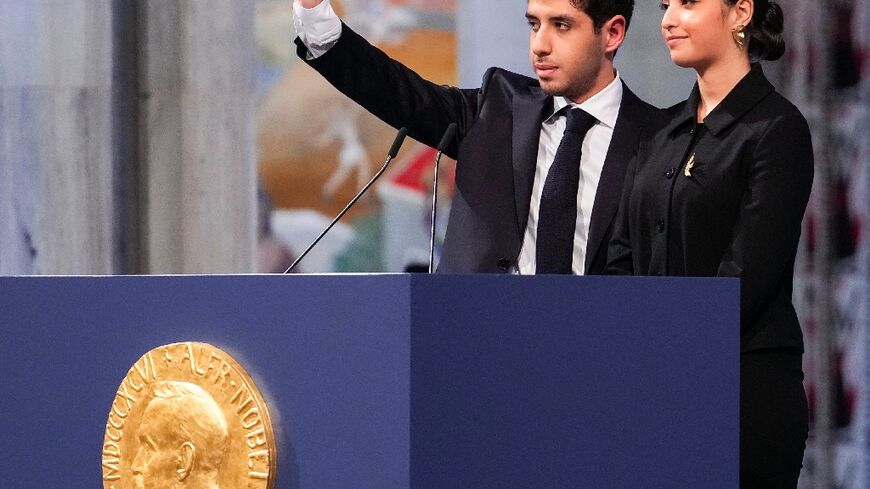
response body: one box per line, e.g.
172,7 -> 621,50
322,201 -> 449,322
716,111 -> 814,329
295,23 -> 480,159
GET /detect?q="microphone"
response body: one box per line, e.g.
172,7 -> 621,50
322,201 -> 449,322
284,127 -> 409,274
428,123 -> 458,273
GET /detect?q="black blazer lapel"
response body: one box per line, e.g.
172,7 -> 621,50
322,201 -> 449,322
584,85 -> 648,272
511,87 -> 551,236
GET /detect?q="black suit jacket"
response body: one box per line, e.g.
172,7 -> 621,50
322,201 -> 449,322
298,24 -> 659,274
607,64 -> 814,352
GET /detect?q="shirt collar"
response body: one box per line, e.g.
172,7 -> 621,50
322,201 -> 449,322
545,72 -> 623,129
666,63 -> 775,136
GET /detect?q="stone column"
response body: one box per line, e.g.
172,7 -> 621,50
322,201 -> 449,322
139,0 -> 256,274
0,0 -> 118,274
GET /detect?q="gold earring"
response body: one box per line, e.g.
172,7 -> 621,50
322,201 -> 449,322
732,24 -> 746,48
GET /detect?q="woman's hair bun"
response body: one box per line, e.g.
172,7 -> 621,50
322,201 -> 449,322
749,0 -> 785,61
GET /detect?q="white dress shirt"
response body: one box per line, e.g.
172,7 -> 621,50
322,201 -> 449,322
294,0 -> 623,275
516,80 -> 623,275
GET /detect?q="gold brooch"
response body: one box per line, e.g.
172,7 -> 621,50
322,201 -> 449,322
684,153 -> 696,177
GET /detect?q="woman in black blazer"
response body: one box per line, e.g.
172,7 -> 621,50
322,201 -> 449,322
607,0 -> 813,487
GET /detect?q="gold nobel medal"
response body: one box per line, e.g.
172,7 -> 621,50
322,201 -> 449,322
101,342 -> 276,489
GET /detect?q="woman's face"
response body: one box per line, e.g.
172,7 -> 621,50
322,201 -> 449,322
660,0 -> 743,70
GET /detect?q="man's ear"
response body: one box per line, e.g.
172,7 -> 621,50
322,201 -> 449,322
602,15 -> 627,56
176,442 -> 195,482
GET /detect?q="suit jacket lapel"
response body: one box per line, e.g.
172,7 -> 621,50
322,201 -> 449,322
512,87 -> 550,236
584,85 -> 645,272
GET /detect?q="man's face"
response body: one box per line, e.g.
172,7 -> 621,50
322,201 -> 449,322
526,0 -> 608,103
130,404 -> 177,489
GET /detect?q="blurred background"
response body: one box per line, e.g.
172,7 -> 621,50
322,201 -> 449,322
0,0 -> 867,487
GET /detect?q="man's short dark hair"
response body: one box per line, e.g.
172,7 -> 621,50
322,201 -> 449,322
571,0 -> 634,31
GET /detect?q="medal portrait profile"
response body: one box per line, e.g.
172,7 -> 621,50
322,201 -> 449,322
102,342 -> 276,489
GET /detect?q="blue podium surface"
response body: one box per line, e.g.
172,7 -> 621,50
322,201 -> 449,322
0,274 -> 738,488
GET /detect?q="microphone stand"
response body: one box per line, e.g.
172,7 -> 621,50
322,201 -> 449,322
284,127 -> 408,274
428,123 -> 457,273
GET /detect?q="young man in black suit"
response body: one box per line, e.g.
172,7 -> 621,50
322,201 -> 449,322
294,0 -> 658,274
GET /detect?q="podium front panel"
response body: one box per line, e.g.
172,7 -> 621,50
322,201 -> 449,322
0,275 -> 412,489
410,275 -> 739,488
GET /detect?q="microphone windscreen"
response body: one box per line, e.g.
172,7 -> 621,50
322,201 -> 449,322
437,123 -> 458,152
388,127 -> 409,158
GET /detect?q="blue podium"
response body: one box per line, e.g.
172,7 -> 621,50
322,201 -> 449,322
0,274 -> 738,488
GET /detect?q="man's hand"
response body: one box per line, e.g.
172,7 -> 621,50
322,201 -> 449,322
294,0 -> 341,59
298,0 -> 324,8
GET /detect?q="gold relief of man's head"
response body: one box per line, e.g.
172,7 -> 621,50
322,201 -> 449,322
131,381 -> 229,489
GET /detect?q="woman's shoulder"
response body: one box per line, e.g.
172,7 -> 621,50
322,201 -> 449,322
746,91 -> 814,170
750,90 -> 810,134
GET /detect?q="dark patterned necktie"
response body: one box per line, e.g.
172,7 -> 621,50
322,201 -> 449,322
536,107 -> 598,274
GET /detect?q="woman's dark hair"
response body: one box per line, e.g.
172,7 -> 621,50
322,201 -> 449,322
726,0 -> 785,61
